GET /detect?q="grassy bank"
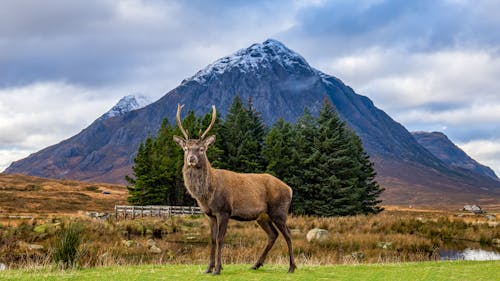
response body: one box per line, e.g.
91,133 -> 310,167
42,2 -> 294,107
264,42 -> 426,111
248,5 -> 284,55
2,261 -> 499,281
1,210 -> 499,269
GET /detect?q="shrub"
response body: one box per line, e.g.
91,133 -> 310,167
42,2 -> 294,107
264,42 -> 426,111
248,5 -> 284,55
52,223 -> 85,269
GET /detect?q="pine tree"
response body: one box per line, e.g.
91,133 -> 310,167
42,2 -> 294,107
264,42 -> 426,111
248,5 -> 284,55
263,118 -> 297,181
348,131 -> 385,214
286,108 -> 317,214
126,96 -> 383,215
290,100 -> 382,216
126,137 -> 156,205
219,96 -> 266,173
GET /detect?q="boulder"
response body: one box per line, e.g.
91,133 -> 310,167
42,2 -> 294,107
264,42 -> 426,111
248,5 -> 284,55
18,241 -> 44,251
149,245 -> 162,254
463,205 -> 483,214
492,238 -> 500,248
0,263 -> 6,270
147,239 -> 157,248
377,241 -> 393,249
306,228 -> 328,242
485,214 -> 496,221
121,240 -> 135,247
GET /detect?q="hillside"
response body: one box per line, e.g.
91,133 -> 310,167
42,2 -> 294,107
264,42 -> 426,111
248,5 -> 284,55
0,173 -> 127,216
413,131 -> 498,180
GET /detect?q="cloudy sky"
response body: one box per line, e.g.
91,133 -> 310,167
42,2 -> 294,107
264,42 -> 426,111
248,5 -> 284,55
1,0 -> 500,176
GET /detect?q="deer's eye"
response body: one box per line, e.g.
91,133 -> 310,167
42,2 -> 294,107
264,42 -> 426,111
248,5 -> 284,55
199,147 -> 205,153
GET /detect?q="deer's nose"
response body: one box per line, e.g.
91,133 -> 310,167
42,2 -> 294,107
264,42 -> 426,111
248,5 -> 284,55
188,155 -> 197,163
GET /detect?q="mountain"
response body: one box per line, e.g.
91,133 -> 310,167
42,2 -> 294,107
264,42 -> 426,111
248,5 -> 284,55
5,39 -> 500,205
412,131 -> 498,180
98,94 -> 151,121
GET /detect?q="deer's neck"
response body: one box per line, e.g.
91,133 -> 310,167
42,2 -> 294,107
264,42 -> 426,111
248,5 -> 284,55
183,161 -> 213,202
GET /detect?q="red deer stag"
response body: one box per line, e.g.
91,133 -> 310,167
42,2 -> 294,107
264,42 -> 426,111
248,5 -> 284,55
173,104 -> 296,275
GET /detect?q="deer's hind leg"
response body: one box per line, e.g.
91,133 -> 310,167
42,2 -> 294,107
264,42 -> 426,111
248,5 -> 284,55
251,214 -> 279,270
270,213 -> 296,273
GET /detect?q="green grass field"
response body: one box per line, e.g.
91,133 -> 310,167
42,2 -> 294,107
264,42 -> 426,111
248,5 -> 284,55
2,261 -> 499,281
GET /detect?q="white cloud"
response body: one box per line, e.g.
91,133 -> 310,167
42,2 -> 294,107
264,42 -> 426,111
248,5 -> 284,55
0,81 -> 128,171
320,49 -> 500,110
1,0 -> 500,179
458,139 -> 500,178
397,103 -> 500,125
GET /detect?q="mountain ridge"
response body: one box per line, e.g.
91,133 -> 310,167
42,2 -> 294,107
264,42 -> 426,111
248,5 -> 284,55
412,131 -> 498,180
5,39 -> 500,204
98,94 -> 151,121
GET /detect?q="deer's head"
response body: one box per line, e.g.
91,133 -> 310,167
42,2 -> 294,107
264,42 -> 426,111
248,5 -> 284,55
173,104 -> 216,168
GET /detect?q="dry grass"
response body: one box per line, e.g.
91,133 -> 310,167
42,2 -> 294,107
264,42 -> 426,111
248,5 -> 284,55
0,174 -> 127,219
1,174 -> 499,270
1,210 -> 498,269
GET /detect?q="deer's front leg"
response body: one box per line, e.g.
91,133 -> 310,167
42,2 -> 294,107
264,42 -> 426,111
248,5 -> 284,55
205,216 -> 217,273
213,212 -> 229,275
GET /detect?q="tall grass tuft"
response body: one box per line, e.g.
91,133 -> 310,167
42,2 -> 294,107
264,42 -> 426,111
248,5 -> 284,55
52,222 -> 85,269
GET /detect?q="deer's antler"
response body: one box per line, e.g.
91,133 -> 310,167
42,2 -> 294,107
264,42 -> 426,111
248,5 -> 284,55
200,105 -> 216,140
176,104 -> 189,139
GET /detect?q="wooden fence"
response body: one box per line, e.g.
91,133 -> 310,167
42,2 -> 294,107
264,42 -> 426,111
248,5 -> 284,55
114,205 -> 203,219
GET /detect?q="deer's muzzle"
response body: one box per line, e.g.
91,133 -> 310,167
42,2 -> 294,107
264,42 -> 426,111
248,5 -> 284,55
187,155 -> 198,166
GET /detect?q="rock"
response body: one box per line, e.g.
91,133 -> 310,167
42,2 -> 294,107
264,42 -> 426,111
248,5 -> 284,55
147,239 -> 157,248
29,244 -> 44,250
485,214 -> 496,221
122,240 -> 135,247
0,263 -> 6,270
18,241 -> 44,251
492,238 -> 500,248
377,241 -> 393,249
351,252 -> 365,261
86,212 -> 110,220
463,205 -> 483,214
306,228 -> 328,242
33,223 -> 58,234
149,245 -> 162,254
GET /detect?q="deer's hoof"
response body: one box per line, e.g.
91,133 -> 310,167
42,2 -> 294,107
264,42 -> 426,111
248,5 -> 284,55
251,262 -> 263,270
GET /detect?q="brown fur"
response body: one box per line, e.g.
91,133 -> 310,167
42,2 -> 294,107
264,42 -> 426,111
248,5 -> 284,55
173,105 -> 296,275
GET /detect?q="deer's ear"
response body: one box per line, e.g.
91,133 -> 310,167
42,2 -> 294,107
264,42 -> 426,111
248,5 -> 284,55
173,135 -> 186,148
203,135 -> 216,147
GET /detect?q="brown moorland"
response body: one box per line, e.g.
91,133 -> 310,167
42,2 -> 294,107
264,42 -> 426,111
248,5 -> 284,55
0,173 -> 127,218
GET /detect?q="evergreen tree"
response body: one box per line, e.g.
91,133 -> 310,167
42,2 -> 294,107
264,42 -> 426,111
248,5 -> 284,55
287,108 -> 318,214
126,96 -> 383,215
263,118 -> 297,181
288,100 -> 383,216
219,96 -> 266,172
303,101 -> 360,216
126,141 -> 151,205
348,131 -> 385,214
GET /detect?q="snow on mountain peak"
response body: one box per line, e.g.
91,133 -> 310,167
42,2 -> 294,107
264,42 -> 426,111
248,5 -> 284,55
99,94 -> 151,121
183,39 -> 311,84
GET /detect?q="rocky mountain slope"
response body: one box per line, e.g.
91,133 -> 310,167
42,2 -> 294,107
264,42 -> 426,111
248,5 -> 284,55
98,94 -> 151,121
412,131 -> 498,180
5,39 -> 500,204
